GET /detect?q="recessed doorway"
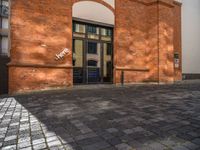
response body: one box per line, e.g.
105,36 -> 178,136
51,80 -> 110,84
72,19 -> 113,84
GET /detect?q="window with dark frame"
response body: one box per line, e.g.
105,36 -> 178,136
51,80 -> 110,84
73,23 -> 85,33
0,0 -> 10,56
106,43 -> 112,55
106,29 -> 112,36
101,28 -> 112,36
88,25 -> 98,34
0,4 -> 9,17
88,42 -> 97,54
72,21 -> 113,84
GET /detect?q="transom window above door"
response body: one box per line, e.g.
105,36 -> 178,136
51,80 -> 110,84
87,25 -> 99,35
73,23 -> 86,33
73,21 -> 113,41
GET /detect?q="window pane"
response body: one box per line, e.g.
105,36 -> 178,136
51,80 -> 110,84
2,18 -> 8,29
1,37 -> 8,55
88,42 -> 97,54
101,28 -> 112,41
103,43 -> 112,81
1,4 -> 9,18
101,28 -> 112,36
107,43 -> 112,55
73,23 -> 86,33
73,40 -> 83,67
88,25 -> 99,40
88,25 -> 99,34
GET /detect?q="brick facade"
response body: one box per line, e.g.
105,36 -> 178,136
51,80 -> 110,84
9,0 -> 73,93
8,0 -> 182,94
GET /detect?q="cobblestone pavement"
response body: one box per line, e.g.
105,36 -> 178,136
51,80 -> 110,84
0,83 -> 200,150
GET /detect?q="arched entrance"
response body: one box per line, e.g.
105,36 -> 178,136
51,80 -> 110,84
72,1 -> 115,84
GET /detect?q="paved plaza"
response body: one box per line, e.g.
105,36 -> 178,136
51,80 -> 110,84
0,82 -> 200,150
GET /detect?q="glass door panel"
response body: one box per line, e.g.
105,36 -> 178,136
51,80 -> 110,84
73,39 -> 84,84
87,41 -> 101,83
103,43 -> 113,82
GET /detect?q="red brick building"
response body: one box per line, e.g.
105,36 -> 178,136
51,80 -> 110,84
7,0 -> 182,94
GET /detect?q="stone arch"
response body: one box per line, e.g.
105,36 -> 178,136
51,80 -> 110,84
72,0 -> 115,14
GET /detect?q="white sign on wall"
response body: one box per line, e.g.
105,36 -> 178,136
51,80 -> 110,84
55,48 -> 70,61
174,53 -> 180,68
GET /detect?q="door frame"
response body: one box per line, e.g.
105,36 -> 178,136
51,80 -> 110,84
72,18 -> 114,84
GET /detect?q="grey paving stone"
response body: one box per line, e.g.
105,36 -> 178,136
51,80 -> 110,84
77,137 -> 103,146
138,146 -> 154,150
148,142 -> 167,150
32,138 -> 45,145
33,142 -> 47,150
99,131 -> 114,140
182,141 -> 199,150
20,147 -> 32,150
1,83 -> 200,150
4,135 -> 17,141
115,143 -> 133,150
172,145 -> 190,150
1,145 -> 16,150
75,132 -> 97,141
123,129 -> 133,135
106,137 -> 122,146
17,141 -> 31,149
46,136 -> 60,143
47,140 -> 62,148
18,137 -> 31,144
192,138 -> 200,145
132,127 -> 145,132
81,141 -> 111,150
106,128 -> 119,133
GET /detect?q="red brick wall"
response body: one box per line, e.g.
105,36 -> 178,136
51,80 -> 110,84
9,0 -> 182,93
114,0 -> 149,83
114,0 -> 181,84
158,2 -> 175,83
9,0 -> 73,93
146,4 -> 159,82
9,66 -> 72,93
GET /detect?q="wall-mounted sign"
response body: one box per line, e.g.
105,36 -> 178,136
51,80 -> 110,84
174,53 -> 180,68
55,48 -> 70,61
